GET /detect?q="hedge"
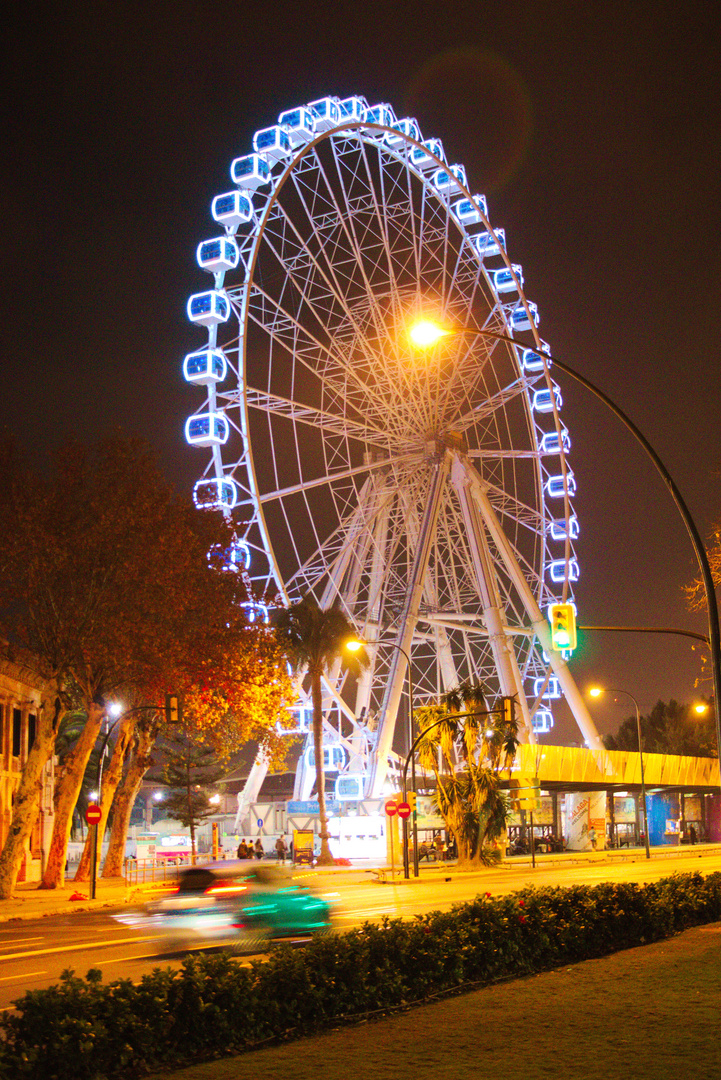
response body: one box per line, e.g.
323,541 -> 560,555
1,871 -> 720,1079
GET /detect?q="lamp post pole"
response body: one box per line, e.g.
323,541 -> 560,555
386,642 -> 418,879
413,323 -> 721,783
597,689 -> 651,860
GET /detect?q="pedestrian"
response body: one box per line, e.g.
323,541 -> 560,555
254,838 -> 264,860
418,841 -> 430,862
275,835 -> 288,863
689,824 -> 697,844
237,839 -> 248,859
435,834 -> 445,862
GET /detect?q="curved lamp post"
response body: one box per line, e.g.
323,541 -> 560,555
408,319 -> 721,786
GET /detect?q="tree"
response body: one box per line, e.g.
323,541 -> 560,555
602,699 -> 718,758
274,596 -> 366,866
415,682 -> 519,867
160,741 -> 225,861
0,433 -> 285,895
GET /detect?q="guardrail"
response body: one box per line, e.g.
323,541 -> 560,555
123,851 -> 235,886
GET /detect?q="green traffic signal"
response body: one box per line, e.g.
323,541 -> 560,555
548,603 -> 577,652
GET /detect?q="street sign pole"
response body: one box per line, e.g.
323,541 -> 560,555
85,803 -> 102,899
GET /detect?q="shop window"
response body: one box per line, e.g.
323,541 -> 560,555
28,714 -> 36,752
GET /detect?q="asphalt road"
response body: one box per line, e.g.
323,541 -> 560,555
1,849 -> 720,1011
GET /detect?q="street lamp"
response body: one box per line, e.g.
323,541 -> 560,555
346,637 -> 420,878
589,687 -> 651,859
408,318 -> 721,787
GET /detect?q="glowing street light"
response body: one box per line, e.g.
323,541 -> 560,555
589,686 -> 651,859
408,319 -> 451,348
693,702 -> 709,715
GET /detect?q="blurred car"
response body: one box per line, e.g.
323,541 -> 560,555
119,862 -> 332,952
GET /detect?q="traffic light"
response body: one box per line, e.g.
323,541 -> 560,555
502,697 -> 516,725
407,791 -> 417,815
548,603 -> 577,652
165,693 -> 183,725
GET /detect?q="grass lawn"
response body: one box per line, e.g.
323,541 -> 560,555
148,922 -> 721,1080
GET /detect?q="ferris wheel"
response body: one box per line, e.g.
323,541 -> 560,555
182,95 -> 602,802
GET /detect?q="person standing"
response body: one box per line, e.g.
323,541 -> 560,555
254,838 -> 264,860
275,835 -> 288,863
237,839 -> 248,859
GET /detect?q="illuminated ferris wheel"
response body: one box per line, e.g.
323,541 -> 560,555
182,95 -> 602,801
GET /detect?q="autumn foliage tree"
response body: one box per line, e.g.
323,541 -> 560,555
0,434 -> 291,897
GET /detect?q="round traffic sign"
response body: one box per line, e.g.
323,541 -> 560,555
85,802 -> 102,825
384,799 -> 398,817
397,802 -> 412,819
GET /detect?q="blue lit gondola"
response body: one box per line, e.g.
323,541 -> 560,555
308,97 -> 341,132
186,290 -> 230,327
546,471 -> 576,498
510,301 -> 539,331
532,710 -> 554,734
521,345 -> 551,372
252,126 -> 292,163
532,383 -> 562,413
365,103 -> 396,128
196,236 -> 240,274
432,164 -> 467,191
385,117 -> 421,148
451,194 -> 488,225
305,744 -> 347,770
547,559 -> 580,584
470,228 -> 506,259
533,676 -> 562,700
539,427 -> 570,454
193,477 -> 239,510
491,264 -> 524,294
183,348 -> 228,386
410,137 -> 445,171
338,96 -> 367,122
213,190 -> 256,228
241,601 -> 270,624
230,154 -> 271,190
549,516 -> 579,541
278,106 -> 316,146
185,412 -> 230,447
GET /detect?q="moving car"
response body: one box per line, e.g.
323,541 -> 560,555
123,862 -> 333,952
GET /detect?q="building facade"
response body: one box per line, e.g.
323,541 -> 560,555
0,655 -> 55,881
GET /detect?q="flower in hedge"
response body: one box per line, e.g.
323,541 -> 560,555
485,892 -> 492,898
519,915 -> 527,924
518,900 -> 525,907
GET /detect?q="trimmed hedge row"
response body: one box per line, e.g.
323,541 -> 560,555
2,871 -> 720,1079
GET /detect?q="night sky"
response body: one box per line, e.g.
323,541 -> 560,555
3,1 -> 719,742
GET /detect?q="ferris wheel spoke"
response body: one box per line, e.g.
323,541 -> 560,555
256,451 -> 422,506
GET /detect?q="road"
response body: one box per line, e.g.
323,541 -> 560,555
1,849 -> 720,1011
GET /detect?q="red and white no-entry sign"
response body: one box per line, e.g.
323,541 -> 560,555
396,802 -> 412,819
384,800 -> 398,817
85,803 -> 102,825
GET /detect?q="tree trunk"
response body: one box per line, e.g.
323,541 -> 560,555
102,720 -> 158,878
311,667 -> 334,866
74,715 -> 135,882
40,702 -> 104,889
0,694 -> 63,899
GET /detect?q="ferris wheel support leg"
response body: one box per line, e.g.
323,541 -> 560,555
367,452 -> 450,798
451,455 -> 535,742
236,752 -> 270,832
463,457 -> 603,751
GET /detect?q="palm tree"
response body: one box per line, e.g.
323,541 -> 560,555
416,681 -> 519,866
274,596 -> 366,866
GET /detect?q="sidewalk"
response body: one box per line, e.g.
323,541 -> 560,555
2,842 -> 720,920
0,876 -> 147,921
148,921 -> 721,1080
